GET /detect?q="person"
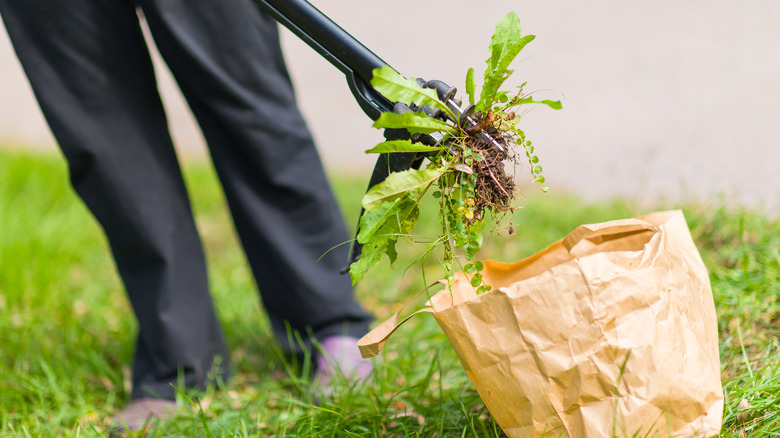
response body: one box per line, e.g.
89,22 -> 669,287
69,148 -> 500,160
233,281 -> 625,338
0,0 -> 373,431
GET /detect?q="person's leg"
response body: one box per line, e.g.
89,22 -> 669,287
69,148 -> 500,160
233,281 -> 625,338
0,0 -> 228,401
138,0 -> 372,351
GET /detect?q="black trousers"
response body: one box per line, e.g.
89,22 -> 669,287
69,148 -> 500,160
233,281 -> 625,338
1,0 -> 371,400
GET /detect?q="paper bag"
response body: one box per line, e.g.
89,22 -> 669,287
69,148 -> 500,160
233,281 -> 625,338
359,210 -> 723,437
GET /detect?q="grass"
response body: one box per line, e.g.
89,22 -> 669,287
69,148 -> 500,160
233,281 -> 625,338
0,148 -> 778,437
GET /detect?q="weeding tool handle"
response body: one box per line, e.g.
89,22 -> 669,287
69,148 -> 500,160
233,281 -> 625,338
254,0 -> 395,119
254,0 -> 458,272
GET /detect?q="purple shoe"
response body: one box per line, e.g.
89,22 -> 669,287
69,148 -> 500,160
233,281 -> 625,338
110,398 -> 177,434
312,336 -> 373,396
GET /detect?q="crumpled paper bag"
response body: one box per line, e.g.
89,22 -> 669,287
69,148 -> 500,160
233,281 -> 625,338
359,210 -> 723,437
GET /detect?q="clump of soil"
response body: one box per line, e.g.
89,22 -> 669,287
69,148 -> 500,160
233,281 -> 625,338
463,123 -> 517,223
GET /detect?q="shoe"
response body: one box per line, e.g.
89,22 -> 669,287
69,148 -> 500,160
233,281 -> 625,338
312,336 -> 373,398
109,398 -> 177,434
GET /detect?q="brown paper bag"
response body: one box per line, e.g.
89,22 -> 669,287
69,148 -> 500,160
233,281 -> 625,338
359,210 -> 723,437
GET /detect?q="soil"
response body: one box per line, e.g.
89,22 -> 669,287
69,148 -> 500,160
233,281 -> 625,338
464,123 -> 516,222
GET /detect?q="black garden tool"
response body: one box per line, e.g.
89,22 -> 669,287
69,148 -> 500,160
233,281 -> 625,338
254,0 -> 503,269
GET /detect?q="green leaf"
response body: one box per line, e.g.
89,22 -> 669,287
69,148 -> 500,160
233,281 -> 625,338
350,197 -> 421,284
487,13 -> 534,74
506,96 -> 562,110
354,221 -> 402,282
372,112 -> 454,135
357,194 -> 420,243
477,12 -> 536,112
370,66 -> 451,115
364,140 -> 447,155
362,168 -> 445,211
385,239 -> 399,264
349,238 -> 390,285
465,67 -> 476,105
396,203 -> 420,239
357,197 -> 403,243
538,99 -> 562,110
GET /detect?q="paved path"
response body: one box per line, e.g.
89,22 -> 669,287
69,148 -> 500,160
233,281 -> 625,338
2,1 -> 779,212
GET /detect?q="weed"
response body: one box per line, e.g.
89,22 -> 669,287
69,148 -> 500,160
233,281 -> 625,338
349,12 -> 561,293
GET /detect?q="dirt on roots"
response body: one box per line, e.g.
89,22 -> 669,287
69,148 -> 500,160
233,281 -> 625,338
464,124 -> 518,222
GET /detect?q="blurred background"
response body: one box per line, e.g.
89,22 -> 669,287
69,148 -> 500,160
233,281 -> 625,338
2,0 -> 778,211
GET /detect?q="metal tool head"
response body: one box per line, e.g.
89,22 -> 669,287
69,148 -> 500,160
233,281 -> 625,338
418,80 -> 505,152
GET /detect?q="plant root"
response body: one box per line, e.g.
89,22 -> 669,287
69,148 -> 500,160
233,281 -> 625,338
464,124 -> 516,224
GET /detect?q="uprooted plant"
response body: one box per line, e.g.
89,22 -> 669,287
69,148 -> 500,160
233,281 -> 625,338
349,12 -> 561,291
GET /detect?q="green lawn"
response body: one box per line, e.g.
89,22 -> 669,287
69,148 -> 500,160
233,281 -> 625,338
0,149 -> 777,437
